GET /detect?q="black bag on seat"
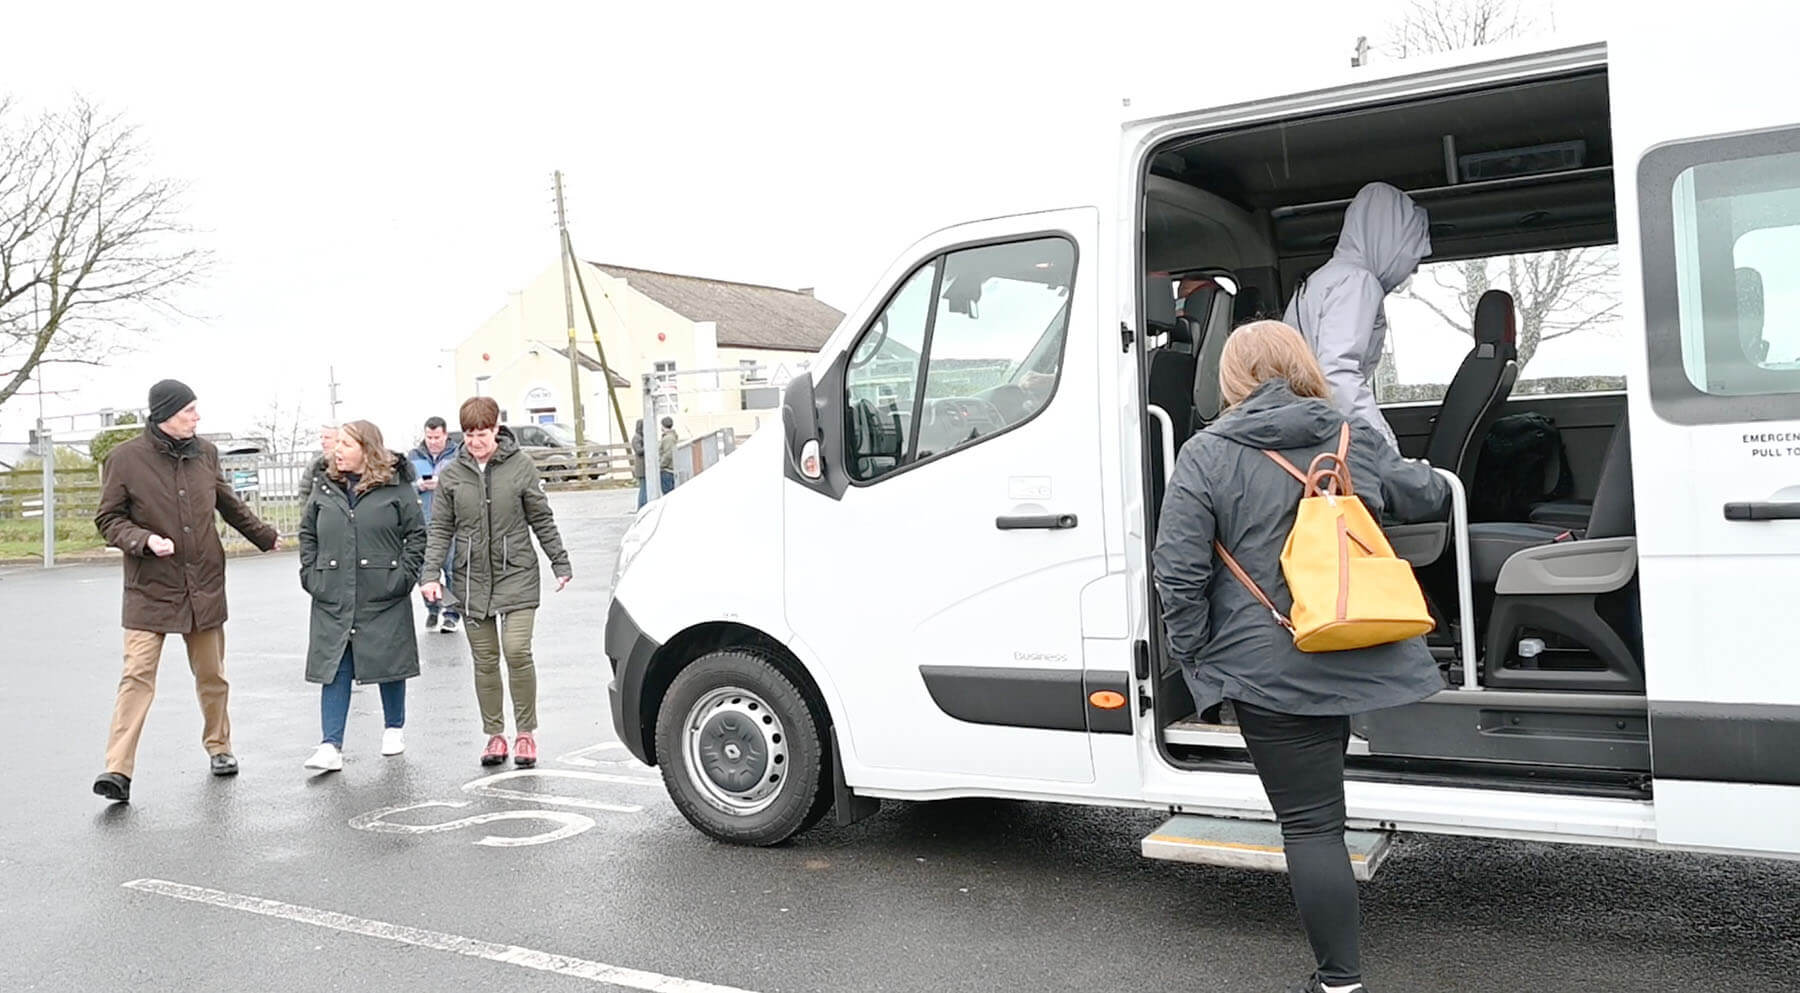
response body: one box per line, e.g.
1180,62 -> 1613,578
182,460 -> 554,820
1469,412 -> 1573,522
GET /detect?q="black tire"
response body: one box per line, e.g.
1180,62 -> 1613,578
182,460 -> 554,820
655,649 -> 828,846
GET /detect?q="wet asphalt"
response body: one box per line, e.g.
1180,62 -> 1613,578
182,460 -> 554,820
1,487 -> 1795,992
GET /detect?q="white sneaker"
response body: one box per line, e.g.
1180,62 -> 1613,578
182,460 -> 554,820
381,728 -> 405,756
304,743 -> 343,772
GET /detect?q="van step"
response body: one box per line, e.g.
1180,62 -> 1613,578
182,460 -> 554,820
1142,814 -> 1393,882
1164,718 -> 1372,756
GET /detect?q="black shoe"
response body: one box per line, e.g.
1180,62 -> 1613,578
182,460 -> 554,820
93,772 -> 131,803
210,753 -> 239,777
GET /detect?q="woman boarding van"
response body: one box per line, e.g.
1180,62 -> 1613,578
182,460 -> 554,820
607,11 -> 1800,869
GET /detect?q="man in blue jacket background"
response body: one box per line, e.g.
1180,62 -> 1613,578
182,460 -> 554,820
409,415 -> 461,632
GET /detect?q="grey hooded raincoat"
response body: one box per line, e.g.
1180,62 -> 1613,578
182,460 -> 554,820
1152,380 -> 1450,718
1283,182 -> 1432,450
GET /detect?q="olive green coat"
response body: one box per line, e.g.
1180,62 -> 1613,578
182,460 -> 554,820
421,430 -> 571,621
299,454 -> 428,684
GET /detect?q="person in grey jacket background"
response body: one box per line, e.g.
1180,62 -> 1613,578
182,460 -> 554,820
1283,181 -> 1432,451
1152,321 -> 1448,993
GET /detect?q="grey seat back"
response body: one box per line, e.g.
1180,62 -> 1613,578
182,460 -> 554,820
1425,289 -> 1519,486
1585,415 -> 1635,540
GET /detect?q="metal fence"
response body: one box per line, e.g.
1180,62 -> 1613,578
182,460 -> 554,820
0,430 -> 742,564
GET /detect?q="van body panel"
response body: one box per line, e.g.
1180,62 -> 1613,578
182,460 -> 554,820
1607,6 -> 1800,852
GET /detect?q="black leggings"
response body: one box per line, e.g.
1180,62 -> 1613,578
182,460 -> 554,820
1233,700 -> 1360,986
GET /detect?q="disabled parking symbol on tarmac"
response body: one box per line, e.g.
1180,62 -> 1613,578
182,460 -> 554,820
348,741 -> 663,847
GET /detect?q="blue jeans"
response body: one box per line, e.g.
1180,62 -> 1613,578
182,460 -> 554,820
321,646 -> 406,747
636,471 -> 676,508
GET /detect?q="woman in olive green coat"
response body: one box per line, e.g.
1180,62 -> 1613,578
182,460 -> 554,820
299,420 -> 428,773
422,398 -> 572,769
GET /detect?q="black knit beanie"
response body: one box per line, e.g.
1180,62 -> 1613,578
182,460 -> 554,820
147,379 -> 197,425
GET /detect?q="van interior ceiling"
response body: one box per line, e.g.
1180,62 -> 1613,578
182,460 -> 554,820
1138,66 -> 1656,797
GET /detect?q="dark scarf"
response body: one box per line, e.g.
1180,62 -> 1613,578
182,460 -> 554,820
149,423 -> 198,458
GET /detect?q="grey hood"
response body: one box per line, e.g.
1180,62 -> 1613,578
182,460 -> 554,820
1334,182 -> 1432,291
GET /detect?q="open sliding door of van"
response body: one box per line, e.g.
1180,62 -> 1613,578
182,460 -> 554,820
1613,9 -> 1800,856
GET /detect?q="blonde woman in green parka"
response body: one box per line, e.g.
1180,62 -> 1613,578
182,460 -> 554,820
421,397 -> 572,768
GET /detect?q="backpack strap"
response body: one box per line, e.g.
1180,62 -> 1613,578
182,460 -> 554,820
1301,422 -> 1356,497
1261,451 -> 1307,485
1213,540 -> 1296,632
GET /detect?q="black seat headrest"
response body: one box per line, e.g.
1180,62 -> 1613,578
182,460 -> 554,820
1232,286 -> 1265,324
1146,277 -> 1177,333
1473,289 -> 1518,361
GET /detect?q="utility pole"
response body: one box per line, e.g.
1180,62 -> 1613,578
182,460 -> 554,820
553,170 -> 587,446
33,287 -> 52,567
327,366 -> 341,422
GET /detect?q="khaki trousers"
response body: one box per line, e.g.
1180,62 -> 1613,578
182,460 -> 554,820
103,628 -> 230,777
464,609 -> 537,735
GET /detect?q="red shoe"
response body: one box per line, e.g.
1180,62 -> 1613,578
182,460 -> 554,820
480,734 -> 508,767
513,732 -> 537,768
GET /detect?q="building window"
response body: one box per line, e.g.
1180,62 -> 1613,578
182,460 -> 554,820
651,360 -> 678,414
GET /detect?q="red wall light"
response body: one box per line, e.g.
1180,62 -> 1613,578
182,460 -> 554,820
657,332 -> 666,342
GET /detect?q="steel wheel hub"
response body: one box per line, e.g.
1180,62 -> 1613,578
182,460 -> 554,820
683,686 -> 788,816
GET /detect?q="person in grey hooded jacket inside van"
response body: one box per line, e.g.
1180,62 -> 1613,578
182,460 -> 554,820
1152,320 -> 1448,993
1283,181 -> 1432,451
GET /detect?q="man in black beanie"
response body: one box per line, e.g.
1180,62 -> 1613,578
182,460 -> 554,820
90,379 -> 282,803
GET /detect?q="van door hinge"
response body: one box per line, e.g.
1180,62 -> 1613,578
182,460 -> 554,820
1120,322 -> 1134,353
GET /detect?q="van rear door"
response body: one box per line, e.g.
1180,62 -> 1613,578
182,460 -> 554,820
1613,8 -> 1800,855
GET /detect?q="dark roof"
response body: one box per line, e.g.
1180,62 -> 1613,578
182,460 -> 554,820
537,342 -> 631,387
590,263 -> 844,352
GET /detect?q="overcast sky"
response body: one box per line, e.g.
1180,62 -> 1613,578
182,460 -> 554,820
2,0 -> 1612,447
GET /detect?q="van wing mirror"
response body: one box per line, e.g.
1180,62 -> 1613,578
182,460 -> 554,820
782,369 -> 846,499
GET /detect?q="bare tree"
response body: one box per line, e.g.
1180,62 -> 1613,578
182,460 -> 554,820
253,393 -> 315,458
1405,249 -> 1619,369
1386,0 -> 1543,57
0,96 -> 207,412
1376,0 -> 1619,380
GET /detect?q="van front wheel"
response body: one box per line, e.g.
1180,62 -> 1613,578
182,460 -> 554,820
654,650 -> 826,846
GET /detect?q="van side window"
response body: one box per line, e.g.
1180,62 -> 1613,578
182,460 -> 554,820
1641,126 -> 1800,423
844,237 -> 1077,482
1383,247 -> 1624,404
846,262 -> 936,481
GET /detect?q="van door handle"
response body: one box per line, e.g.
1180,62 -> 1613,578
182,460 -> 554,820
996,514 -> 1078,531
1724,501 -> 1800,521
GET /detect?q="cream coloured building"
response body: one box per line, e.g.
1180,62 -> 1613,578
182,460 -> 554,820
454,260 -> 844,446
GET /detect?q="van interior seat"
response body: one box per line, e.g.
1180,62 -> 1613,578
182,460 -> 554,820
1477,415 -> 1641,691
1465,416 -> 1633,585
1425,289 -> 1519,488
1190,289 -> 1238,429
1146,280 -> 1198,495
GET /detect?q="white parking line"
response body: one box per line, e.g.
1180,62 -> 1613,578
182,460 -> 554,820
122,879 -> 764,993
